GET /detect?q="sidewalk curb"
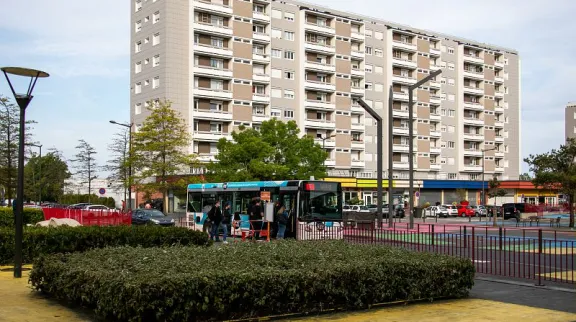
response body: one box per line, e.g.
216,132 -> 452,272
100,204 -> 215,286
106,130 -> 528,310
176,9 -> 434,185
475,277 -> 576,294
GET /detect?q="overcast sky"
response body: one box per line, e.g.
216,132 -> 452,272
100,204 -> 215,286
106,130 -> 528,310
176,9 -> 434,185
0,0 -> 574,176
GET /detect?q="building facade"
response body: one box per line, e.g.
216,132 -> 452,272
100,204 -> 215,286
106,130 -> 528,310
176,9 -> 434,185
565,102 -> 576,141
131,0 -> 521,183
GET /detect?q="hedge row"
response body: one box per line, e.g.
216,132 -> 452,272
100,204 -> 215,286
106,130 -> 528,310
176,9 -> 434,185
0,207 -> 44,227
0,226 -> 211,264
30,240 -> 475,322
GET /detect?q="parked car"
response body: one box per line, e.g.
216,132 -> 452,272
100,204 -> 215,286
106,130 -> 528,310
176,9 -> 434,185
485,205 -> 502,217
424,206 -> 449,218
501,203 -> 535,220
83,204 -> 110,210
366,204 -> 378,213
343,205 -> 371,213
470,205 -> 487,216
442,204 -> 459,216
131,209 -> 175,226
67,203 -> 92,209
457,205 -> 475,217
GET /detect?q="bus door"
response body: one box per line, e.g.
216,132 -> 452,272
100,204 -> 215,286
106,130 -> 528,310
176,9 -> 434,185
276,190 -> 297,239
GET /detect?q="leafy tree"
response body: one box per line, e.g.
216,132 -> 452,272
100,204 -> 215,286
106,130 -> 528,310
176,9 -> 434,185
487,176 -> 507,226
348,197 -> 363,205
104,127 -> 130,203
208,119 -> 327,181
59,194 -> 116,208
519,173 -> 532,181
524,138 -> 576,228
0,95 -> 36,202
131,100 -> 197,213
72,139 -> 98,203
24,151 -> 71,202
455,188 -> 467,202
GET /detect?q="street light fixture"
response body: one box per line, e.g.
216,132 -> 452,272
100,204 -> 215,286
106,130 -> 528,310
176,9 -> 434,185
1,66 -> 49,278
109,120 -> 133,210
482,147 -> 497,206
408,69 -> 442,229
26,143 -> 42,204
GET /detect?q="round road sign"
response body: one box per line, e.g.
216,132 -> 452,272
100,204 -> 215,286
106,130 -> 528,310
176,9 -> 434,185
415,191 -> 420,198
98,188 -> 106,195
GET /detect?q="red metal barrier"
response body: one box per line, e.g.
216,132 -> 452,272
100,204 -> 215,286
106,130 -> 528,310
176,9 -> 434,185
42,208 -> 132,226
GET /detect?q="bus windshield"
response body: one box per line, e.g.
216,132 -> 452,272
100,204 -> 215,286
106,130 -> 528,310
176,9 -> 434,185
299,181 -> 342,221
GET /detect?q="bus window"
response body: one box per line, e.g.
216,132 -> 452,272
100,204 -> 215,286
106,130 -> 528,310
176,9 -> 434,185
299,182 -> 342,221
187,192 -> 202,212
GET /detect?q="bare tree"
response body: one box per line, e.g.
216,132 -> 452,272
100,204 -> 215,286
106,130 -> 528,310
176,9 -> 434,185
104,128 -> 130,205
73,139 -> 98,203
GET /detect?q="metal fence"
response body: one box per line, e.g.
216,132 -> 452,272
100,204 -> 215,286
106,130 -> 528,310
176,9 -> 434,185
42,208 -> 132,226
299,221 -> 575,285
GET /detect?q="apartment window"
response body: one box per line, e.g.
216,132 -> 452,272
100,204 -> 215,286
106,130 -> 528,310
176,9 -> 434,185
153,55 -> 160,67
253,24 -> 266,34
135,41 -> 142,53
135,62 -> 142,73
271,48 -> 282,58
210,123 -> 223,133
375,66 -> 383,74
316,17 -> 327,27
271,9 -> 282,19
448,109 -> 455,117
153,11 -> 160,24
448,78 -> 455,86
135,0 -> 142,12
271,108 -> 281,117
284,89 -> 295,99
284,110 -> 294,118
447,47 -> 454,54
284,71 -> 294,79
253,64 -> 265,75
316,55 -> 327,64
365,29 -> 373,37
135,103 -> 142,115
210,58 -> 224,69
448,173 -> 457,180
145,79 -> 150,86
284,51 -> 295,60
210,101 -> 223,111
271,88 -> 282,98
253,4 -> 265,13
135,20 -> 142,32
448,141 -> 455,148
152,76 -> 160,88
211,79 -> 224,90
365,46 -> 372,55
365,82 -> 373,90
153,33 -> 160,46
253,84 -> 266,95
284,31 -> 295,40
365,64 -> 373,73
252,44 -> 265,55
211,37 -> 223,47
209,143 -> 218,154
284,12 -> 295,21
447,62 -> 455,70
316,92 -> 327,101
271,28 -> 282,38
448,94 -> 455,101
271,68 -> 282,78
253,105 -> 265,115
135,82 -> 142,94
374,48 -> 383,57
374,31 -> 383,40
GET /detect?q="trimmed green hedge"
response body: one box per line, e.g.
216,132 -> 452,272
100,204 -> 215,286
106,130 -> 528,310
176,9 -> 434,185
0,226 -> 211,264
0,207 -> 44,227
30,240 -> 475,321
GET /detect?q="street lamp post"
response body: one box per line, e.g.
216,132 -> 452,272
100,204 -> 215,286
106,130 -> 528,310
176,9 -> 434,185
110,120 -> 133,210
408,69 -> 442,229
1,67 -> 49,278
27,143 -> 42,204
482,147 -> 497,207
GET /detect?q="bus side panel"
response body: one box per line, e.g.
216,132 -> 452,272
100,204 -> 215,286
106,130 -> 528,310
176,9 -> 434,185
296,221 -> 344,240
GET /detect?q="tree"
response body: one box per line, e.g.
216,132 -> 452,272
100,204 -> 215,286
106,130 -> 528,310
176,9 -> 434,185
0,95 -> 36,203
73,139 -> 98,202
519,173 -> 532,181
208,119 -> 327,181
455,188 -> 467,202
104,127 -> 130,203
131,100 -> 196,213
24,151 -> 71,202
524,138 -> 576,228
487,176 -> 507,226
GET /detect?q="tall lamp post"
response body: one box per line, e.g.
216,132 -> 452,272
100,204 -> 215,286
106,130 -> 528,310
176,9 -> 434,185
1,67 -> 49,278
482,147 -> 497,206
408,69 -> 442,229
110,120 -> 133,210
26,143 -> 42,204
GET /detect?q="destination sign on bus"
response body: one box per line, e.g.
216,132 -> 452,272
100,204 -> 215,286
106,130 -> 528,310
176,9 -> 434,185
304,182 -> 338,191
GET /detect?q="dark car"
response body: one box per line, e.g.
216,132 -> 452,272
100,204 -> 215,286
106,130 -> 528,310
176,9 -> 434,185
502,203 -> 535,220
131,209 -> 175,226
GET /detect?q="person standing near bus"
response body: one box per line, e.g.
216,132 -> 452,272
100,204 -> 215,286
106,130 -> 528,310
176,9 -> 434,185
209,201 -> 223,241
276,206 -> 289,239
250,199 -> 263,239
221,202 -> 231,244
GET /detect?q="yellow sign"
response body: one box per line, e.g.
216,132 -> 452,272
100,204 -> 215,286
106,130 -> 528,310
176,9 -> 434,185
260,191 -> 271,201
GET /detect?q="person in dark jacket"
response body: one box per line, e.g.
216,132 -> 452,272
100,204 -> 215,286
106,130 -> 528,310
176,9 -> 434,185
208,201 -> 223,241
250,200 -> 264,239
221,201 -> 232,244
275,205 -> 289,239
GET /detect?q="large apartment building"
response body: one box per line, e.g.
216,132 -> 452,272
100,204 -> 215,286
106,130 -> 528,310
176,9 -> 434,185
130,0 -> 521,181
565,102 -> 576,141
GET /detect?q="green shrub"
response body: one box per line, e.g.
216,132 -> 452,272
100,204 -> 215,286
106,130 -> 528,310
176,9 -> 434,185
0,226 -> 210,264
30,241 -> 475,322
0,207 -> 44,227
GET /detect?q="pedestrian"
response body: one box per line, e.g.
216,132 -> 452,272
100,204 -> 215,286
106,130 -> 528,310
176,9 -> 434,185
275,206 -> 289,239
250,199 -> 263,239
221,201 -> 232,244
209,201 -> 223,242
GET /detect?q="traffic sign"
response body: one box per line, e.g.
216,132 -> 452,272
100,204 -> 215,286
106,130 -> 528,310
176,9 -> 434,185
415,191 -> 420,198
98,188 -> 106,195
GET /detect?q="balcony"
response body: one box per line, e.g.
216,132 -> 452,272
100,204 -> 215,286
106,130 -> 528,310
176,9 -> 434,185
253,73 -> 270,83
464,165 -> 483,172
305,118 -> 336,130
430,113 -> 441,121
463,149 -> 483,157
305,22 -> 335,35
495,136 -> 504,142
351,159 -> 365,168
430,95 -> 441,105
463,133 -> 484,141
252,11 -> 270,22
193,0 -> 233,16
430,64 -> 441,71
305,100 -> 335,110
463,117 -> 484,126
494,106 -> 504,113
495,151 -> 504,158
351,86 -> 364,96
252,52 -> 269,62
393,91 -> 409,101
305,41 -> 335,54
393,161 -> 410,169
351,67 -> 364,77
194,22 -> 233,37
324,159 -> 336,167
463,86 -> 484,95
196,153 -> 217,163
430,163 -> 442,170
351,104 -> 364,113
351,50 -> 364,59
252,93 -> 270,103
351,122 -> 365,131
495,91 -> 505,98
393,127 -> 409,135
252,113 -> 271,123
305,61 -> 336,73
193,131 -> 231,142
393,144 -> 412,153
495,121 -> 504,128
430,147 -> 441,154
392,57 -> 417,69
392,40 -> 417,52
194,65 -> 233,78
392,109 -> 409,118
429,47 -> 441,56
314,138 -> 335,148
463,54 -> 484,64
392,74 -> 417,85
253,32 -> 270,43
351,31 -> 364,40
305,80 -> 335,92
463,69 -> 484,80
495,60 -> 505,68
494,76 -> 504,83
194,87 -> 233,100
495,166 -> 505,172
351,141 -> 364,149
194,43 -> 232,57
430,130 -> 441,137
429,79 -> 441,88
193,108 -> 233,121
464,102 -> 483,111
